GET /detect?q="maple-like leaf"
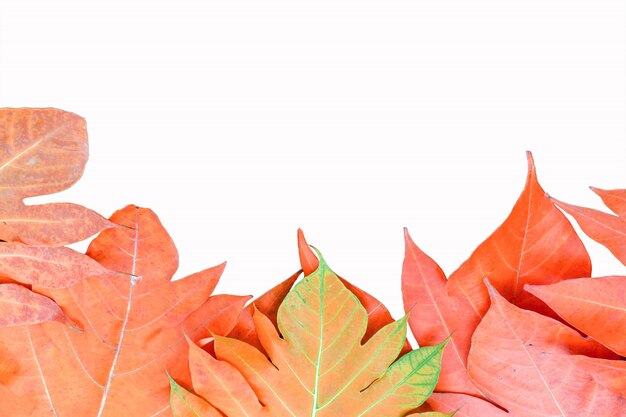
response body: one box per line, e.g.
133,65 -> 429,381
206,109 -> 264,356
298,229 -> 411,354
173,249 -> 445,417
526,276 -> 626,356
468,281 -> 625,416
551,194 -> 626,266
402,228 -> 482,397
0,205 -> 247,417
0,108 -> 115,245
446,152 -> 591,320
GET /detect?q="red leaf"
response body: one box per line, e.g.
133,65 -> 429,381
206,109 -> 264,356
402,228 -> 482,396
591,187 -> 626,217
551,196 -> 626,266
425,392 -> 510,417
447,152 -> 591,319
527,276 -> 626,356
468,281 -> 623,416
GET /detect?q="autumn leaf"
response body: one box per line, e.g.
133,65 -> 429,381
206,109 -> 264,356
0,108 -> 115,246
551,193 -> 626,266
468,281 -> 625,416
173,249 -> 445,417
526,276 -> 626,356
0,242 -> 112,288
169,376 -> 222,417
0,205 -> 247,417
298,229 -> 411,353
591,187 -> 626,216
417,392 -> 510,417
0,284 -> 67,327
446,152 -> 591,319
402,228 -> 482,397
226,270 -> 301,351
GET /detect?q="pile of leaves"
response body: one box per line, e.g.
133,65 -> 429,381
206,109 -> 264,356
0,108 -> 624,417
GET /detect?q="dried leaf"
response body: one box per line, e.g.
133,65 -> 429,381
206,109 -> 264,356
169,376 -> 222,417
591,187 -> 626,216
446,152 -> 591,319
527,276 -> 626,356
0,205 -> 247,417
0,242 -> 112,288
226,270 -> 301,351
298,229 -> 411,352
551,196 -> 626,266
0,108 -> 115,245
468,281 -> 625,416
420,392 -> 510,417
0,283 -> 66,327
402,228 -> 482,396
175,251 -> 445,416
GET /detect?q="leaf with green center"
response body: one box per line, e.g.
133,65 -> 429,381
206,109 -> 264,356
173,247 -> 444,417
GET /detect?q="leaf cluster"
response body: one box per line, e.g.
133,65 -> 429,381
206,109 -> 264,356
1,108 -> 625,417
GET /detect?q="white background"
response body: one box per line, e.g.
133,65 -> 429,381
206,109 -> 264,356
1,0 -> 625,323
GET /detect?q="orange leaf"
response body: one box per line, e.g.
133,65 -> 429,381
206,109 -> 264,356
402,228 -> 482,397
0,108 -> 115,245
298,228 -> 410,352
0,242 -> 112,288
591,187 -> 626,217
0,205 -> 247,417
0,283 -> 67,327
468,282 -> 624,416
551,196 -> 626,266
527,276 -> 626,356
177,253 -> 444,416
169,375 -> 222,417
226,270 -> 300,351
446,152 -> 591,319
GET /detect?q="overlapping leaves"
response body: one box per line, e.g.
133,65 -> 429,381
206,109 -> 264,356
171,243 -> 445,417
402,153 -> 626,416
2,107 -> 626,417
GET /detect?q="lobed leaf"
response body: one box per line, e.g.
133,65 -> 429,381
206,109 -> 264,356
0,205 -> 247,417
174,246 -> 444,417
0,108 -> 115,245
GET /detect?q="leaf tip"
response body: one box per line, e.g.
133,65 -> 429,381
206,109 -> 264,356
297,229 -> 320,275
525,150 -> 535,169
